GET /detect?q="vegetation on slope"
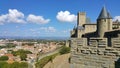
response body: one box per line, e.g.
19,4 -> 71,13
35,46 -> 70,68
0,61 -> 28,68
35,53 -> 59,68
59,46 -> 70,54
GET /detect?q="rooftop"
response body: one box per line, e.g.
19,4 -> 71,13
97,6 -> 112,19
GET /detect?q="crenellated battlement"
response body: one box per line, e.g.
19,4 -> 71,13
70,38 -> 120,68
70,6 -> 120,68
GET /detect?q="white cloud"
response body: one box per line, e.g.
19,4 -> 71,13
0,9 -> 50,25
47,27 -> 56,32
56,11 -> 77,23
62,29 -> 71,33
0,15 -> 7,25
40,26 -> 56,32
27,14 -> 50,24
113,16 -> 120,22
29,26 -> 56,33
0,9 -> 26,24
7,9 -> 26,23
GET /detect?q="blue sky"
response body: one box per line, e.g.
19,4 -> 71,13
0,0 -> 120,37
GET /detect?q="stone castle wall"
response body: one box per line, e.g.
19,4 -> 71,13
70,38 -> 120,68
84,24 -> 96,33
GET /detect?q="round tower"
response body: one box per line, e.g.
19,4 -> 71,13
97,6 -> 112,37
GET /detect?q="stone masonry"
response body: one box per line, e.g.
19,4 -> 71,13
70,6 -> 120,68
70,38 -> 120,68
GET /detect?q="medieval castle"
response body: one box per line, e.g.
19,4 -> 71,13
70,6 -> 120,68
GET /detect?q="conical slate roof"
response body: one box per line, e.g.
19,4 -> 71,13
97,6 -> 112,19
107,12 -> 112,19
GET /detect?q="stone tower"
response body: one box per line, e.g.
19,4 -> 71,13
77,12 -> 86,26
77,12 -> 86,38
97,6 -> 112,37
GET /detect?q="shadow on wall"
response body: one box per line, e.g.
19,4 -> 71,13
115,58 -> 120,68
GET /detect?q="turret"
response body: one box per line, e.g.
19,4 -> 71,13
97,6 -> 112,37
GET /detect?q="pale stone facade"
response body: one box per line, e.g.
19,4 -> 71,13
70,6 -> 120,68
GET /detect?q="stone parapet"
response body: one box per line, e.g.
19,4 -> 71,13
70,38 -> 120,68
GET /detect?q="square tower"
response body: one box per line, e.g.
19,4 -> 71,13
77,12 -> 86,26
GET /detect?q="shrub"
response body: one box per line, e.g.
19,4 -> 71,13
59,46 -> 70,54
0,56 -> 9,61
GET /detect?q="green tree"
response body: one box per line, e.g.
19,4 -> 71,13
12,49 -> 32,60
0,56 -> 9,61
20,54 -> 27,61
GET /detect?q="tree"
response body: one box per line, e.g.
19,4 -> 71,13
20,54 -> 27,61
12,49 -> 32,60
0,56 -> 9,61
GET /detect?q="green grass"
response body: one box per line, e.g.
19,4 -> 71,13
0,61 -> 28,68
